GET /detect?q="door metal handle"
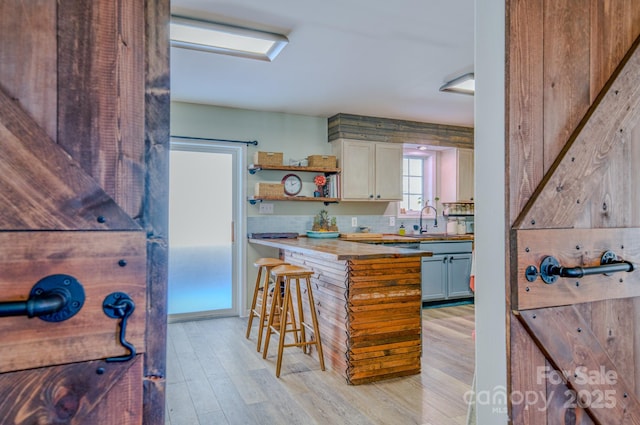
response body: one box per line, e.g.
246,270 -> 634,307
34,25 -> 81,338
103,292 -> 136,362
525,251 -> 635,284
0,274 -> 85,322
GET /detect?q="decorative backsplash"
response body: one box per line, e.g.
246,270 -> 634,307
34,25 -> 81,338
247,215 -> 445,236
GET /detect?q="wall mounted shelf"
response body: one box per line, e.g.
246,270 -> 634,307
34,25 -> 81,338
248,196 -> 339,205
248,164 -> 341,175
249,163 -> 341,205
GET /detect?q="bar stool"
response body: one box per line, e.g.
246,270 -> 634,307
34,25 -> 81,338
246,258 -> 287,352
263,264 -> 325,377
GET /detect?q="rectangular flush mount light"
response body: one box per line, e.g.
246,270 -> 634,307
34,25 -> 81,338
439,72 -> 475,95
170,16 -> 288,62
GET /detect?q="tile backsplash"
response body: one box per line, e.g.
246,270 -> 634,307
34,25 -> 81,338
247,215 -> 447,236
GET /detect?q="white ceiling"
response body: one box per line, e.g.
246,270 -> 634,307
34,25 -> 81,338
170,0 -> 475,128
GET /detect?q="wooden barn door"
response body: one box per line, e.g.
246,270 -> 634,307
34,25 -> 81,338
0,1 -> 169,424
507,1 -> 640,423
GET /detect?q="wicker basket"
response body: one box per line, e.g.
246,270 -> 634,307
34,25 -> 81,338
254,182 -> 284,197
253,151 -> 283,166
307,155 -> 337,168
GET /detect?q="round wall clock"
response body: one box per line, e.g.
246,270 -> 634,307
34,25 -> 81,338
281,173 -> 302,196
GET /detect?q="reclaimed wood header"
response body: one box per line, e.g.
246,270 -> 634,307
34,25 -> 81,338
249,237 -> 433,261
328,113 -> 474,149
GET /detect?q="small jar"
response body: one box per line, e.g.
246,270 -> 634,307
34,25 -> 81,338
447,219 -> 457,234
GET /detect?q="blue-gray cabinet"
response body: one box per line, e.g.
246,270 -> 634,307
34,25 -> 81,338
420,241 -> 473,301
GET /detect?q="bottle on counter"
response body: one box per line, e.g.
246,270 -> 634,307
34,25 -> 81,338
398,223 -> 406,235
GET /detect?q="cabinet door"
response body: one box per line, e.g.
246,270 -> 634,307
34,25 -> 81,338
421,255 -> 447,301
457,148 -> 474,201
440,148 -> 474,202
339,141 -> 374,199
446,253 -> 473,298
374,142 -> 403,200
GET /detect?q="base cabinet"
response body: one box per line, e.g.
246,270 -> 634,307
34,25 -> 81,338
420,242 -> 473,301
421,255 -> 447,300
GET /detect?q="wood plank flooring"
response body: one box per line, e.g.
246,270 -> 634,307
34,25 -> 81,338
165,304 -> 475,425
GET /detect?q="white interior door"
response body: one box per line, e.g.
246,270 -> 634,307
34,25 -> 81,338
168,139 -> 244,320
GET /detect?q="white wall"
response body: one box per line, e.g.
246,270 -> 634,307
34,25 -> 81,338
474,1 -> 508,423
171,102 -> 328,215
171,102 -> 391,217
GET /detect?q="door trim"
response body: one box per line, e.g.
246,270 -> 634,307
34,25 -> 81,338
168,138 -> 246,321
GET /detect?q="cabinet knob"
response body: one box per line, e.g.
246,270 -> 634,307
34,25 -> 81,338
376,194 -> 381,199
369,194 -> 374,199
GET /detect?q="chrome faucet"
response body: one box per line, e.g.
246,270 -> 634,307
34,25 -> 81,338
419,205 -> 438,234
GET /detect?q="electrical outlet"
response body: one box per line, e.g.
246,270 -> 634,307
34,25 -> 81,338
389,216 -> 396,226
259,203 -> 274,214
351,217 -> 358,227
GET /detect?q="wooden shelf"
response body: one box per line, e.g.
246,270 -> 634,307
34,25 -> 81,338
248,164 -> 340,174
248,196 -> 339,205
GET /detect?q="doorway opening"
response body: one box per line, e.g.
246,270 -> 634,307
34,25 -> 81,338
168,139 -> 245,321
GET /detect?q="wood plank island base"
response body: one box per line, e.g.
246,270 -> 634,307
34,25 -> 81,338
249,237 -> 432,384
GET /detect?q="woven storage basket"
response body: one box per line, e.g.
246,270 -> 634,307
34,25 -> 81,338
307,155 -> 337,168
254,183 -> 284,197
253,151 -> 283,166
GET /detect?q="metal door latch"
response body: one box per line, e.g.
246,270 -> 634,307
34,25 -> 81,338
102,292 -> 136,362
525,250 -> 634,284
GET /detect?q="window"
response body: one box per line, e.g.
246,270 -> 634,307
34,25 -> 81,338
400,149 -> 436,216
403,157 -> 423,211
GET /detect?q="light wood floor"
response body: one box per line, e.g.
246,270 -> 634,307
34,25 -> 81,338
165,304 -> 475,425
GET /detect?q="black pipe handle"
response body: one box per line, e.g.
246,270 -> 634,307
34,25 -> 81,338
0,275 -> 84,322
532,251 -> 635,284
549,262 -> 633,279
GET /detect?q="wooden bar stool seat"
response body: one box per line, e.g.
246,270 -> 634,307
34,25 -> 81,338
262,264 -> 325,377
245,258 -> 287,352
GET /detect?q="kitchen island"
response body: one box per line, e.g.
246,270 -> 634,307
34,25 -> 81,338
248,236 -> 433,384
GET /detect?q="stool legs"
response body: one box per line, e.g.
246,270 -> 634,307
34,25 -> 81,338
254,274 -> 272,353
246,260 -> 286,352
245,265 -> 264,340
263,273 -> 325,377
263,278 -> 298,361
302,275 -> 325,372
274,277 -> 292,377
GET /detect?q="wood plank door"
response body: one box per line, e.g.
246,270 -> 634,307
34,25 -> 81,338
507,1 -> 640,423
0,1 -> 169,424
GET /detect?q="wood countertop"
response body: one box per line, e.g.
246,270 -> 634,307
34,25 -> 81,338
248,236 -> 434,261
343,233 -> 474,243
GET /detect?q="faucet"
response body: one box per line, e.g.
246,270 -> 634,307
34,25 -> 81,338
419,205 -> 438,234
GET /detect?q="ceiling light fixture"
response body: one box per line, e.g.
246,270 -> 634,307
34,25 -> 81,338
170,16 -> 289,62
439,72 -> 475,95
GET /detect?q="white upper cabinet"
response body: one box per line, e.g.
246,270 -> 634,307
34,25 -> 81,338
331,139 -> 403,201
440,148 -> 474,202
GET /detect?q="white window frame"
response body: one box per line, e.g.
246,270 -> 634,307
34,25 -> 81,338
399,149 -> 438,218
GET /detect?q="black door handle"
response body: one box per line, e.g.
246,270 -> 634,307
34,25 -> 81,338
526,251 -> 635,284
0,274 -> 84,322
103,292 -> 136,362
